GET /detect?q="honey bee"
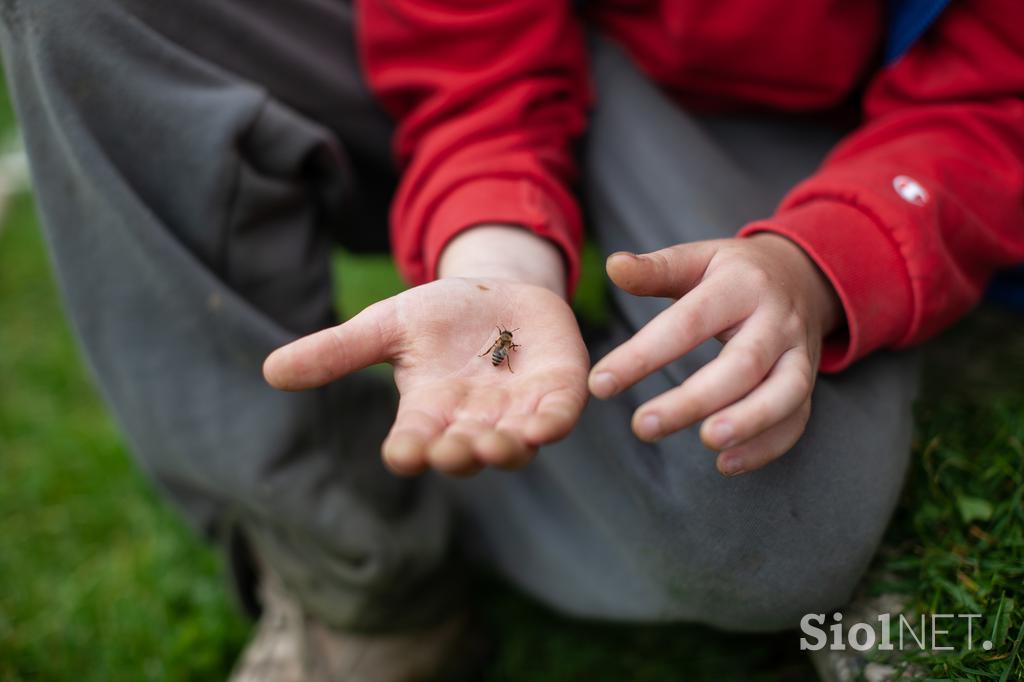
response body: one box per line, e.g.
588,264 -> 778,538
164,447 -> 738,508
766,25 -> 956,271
479,326 -> 521,372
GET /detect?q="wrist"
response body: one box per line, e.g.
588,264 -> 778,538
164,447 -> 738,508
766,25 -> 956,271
749,234 -> 843,335
436,225 -> 568,299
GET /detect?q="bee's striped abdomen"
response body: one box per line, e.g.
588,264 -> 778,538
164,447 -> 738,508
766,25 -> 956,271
491,347 -> 508,366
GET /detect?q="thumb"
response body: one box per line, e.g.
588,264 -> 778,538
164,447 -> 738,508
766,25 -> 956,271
605,241 -> 719,298
263,299 -> 396,391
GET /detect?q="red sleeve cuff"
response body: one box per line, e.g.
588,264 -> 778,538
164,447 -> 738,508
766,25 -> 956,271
738,200 -> 914,373
422,177 -> 581,295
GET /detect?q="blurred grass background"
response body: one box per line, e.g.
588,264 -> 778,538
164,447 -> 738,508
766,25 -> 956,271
1,83 -> 1022,680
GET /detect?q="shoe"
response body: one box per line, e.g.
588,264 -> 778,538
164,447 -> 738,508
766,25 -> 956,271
808,592 -> 925,682
229,570 -> 487,682
228,570 -> 307,682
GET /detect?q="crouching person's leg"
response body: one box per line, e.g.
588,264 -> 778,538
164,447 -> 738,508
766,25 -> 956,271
442,38 -> 919,631
0,0 -> 470,672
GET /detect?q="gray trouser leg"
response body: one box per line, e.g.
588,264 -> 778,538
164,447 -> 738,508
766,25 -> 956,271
443,40 -> 920,631
0,0 -> 459,630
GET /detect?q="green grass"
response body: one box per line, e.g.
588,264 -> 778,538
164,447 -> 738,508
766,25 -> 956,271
1,102 -> 1022,682
867,311 -> 1024,679
0,193 -> 250,681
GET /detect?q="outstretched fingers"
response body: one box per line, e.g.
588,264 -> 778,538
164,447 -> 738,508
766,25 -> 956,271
589,278 -> 746,399
382,402 -> 449,476
700,347 -> 815,452
437,384 -> 584,472
712,404 -> 811,476
421,417 -> 531,476
630,318 -> 788,441
385,381 -> 585,476
523,388 -> 587,445
473,429 -> 537,471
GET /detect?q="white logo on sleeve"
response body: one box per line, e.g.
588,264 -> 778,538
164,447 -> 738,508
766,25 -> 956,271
893,175 -> 929,206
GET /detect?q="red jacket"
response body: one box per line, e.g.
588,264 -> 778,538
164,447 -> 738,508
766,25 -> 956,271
357,0 -> 1024,372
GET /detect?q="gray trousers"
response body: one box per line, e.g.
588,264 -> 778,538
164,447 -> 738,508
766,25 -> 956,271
1,0 -> 919,633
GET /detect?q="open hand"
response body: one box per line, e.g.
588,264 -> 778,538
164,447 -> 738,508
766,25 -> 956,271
264,277 -> 589,477
589,234 -> 841,476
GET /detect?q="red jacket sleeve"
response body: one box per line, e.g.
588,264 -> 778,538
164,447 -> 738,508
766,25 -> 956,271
356,1 -> 590,290
740,0 -> 1024,372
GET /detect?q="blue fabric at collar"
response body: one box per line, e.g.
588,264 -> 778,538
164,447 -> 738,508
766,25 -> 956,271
885,0 -> 952,62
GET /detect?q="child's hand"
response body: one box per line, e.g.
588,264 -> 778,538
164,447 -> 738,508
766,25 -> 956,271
263,226 -> 589,477
589,234 -> 842,476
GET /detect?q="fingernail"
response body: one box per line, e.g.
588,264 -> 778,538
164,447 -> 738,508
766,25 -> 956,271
609,251 -> 638,260
638,414 -> 661,441
591,371 -> 618,398
709,420 -> 735,449
719,455 -> 745,477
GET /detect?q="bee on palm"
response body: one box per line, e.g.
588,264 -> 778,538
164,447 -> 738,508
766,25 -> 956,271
480,326 -> 521,372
